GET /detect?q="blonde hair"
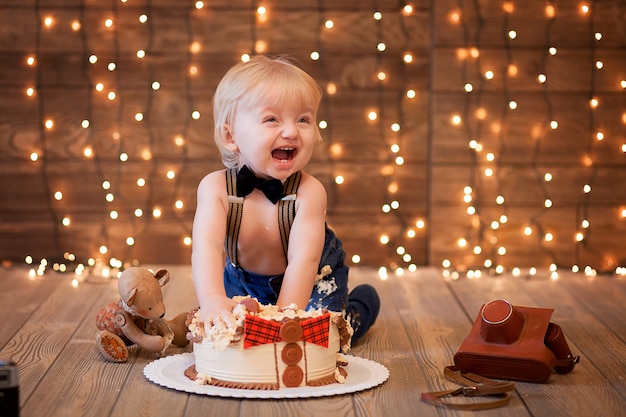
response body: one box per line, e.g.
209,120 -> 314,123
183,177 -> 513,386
213,55 -> 324,168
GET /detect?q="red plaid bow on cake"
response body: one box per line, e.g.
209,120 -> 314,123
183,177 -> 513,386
244,313 -> 331,349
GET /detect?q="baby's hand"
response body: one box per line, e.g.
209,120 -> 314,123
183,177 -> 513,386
198,295 -> 238,330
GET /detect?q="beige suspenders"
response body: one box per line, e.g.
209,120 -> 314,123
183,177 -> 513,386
225,168 -> 243,265
225,168 -> 302,266
277,171 -> 301,260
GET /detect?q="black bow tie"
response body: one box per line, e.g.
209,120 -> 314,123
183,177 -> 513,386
236,165 -> 284,204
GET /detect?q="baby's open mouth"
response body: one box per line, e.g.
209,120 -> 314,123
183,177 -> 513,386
271,147 -> 296,162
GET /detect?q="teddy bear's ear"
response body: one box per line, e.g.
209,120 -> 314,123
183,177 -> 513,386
154,269 -> 170,287
126,288 -> 138,307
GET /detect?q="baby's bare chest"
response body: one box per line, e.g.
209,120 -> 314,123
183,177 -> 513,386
235,197 -> 287,273
237,196 -> 283,248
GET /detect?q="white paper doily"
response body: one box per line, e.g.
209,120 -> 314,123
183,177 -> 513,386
144,352 -> 389,399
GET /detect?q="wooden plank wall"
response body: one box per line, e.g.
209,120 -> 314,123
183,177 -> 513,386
0,0 -> 625,274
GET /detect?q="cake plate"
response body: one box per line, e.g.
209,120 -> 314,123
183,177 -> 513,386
144,352 -> 389,399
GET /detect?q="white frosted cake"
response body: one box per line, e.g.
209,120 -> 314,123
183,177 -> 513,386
185,297 -> 353,389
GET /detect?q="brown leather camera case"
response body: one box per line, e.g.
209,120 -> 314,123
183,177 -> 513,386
454,300 -> 557,383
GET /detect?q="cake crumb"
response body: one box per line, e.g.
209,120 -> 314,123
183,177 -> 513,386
334,367 -> 346,384
194,372 -> 212,385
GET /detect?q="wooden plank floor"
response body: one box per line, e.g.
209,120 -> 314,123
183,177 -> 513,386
1,265 -> 625,417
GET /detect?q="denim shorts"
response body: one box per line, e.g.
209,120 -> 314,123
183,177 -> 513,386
224,223 -> 349,312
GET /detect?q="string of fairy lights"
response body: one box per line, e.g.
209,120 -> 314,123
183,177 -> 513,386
6,1 -> 625,280
580,0 -> 601,267
442,1 -> 626,279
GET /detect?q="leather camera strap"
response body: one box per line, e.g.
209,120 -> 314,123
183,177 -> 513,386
420,366 -> 515,411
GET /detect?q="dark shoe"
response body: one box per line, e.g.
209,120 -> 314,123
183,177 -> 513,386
347,284 -> 380,342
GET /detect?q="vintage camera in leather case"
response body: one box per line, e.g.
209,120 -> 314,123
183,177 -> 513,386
454,299 -> 579,383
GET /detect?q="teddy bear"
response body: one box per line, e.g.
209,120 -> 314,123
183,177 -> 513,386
95,267 -> 189,362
